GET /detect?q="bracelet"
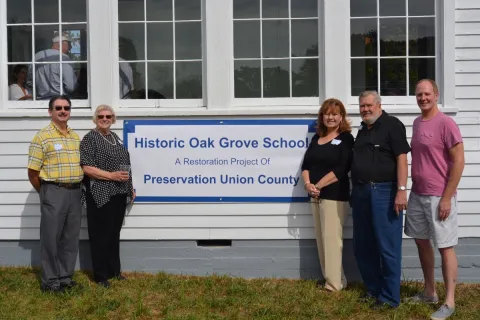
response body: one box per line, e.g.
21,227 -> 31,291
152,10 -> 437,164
304,182 -> 310,187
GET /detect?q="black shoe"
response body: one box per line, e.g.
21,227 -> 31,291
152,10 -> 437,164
41,285 -> 66,294
359,293 -> 376,304
97,280 -> 111,288
61,280 -> 83,290
371,300 -> 397,310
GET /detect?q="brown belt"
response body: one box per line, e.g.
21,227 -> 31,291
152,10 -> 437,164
41,180 -> 81,189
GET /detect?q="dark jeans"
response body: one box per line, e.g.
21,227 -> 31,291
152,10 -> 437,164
86,193 -> 127,282
351,182 -> 403,307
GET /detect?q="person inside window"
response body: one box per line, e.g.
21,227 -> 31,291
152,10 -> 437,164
80,105 -> 135,288
301,98 -> 354,292
26,31 -> 78,100
9,64 -> 32,100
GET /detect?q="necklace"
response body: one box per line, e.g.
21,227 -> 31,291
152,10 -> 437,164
95,129 -> 117,146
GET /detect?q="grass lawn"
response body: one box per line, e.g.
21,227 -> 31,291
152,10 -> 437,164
0,267 -> 479,320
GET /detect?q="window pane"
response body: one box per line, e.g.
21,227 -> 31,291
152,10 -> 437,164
147,0 -> 173,21
175,0 -> 201,21
148,62 -> 174,98
34,0 -> 58,23
176,61 -> 202,99
33,63 -> 80,99
35,26 -> 60,62
291,0 -> 317,18
351,19 -> 377,57
119,23 -> 145,60
8,64 -> 32,101
409,0 -> 435,16
380,58 -> 406,96
70,63 -> 88,99
409,17 -> 435,56
379,0 -> 405,17
234,21 -> 260,59
233,0 -> 260,19
175,22 -> 202,60
262,20 -> 289,58
291,20 -> 318,57
262,0 -> 288,19
409,58 -> 435,95
121,62 -> 146,99
351,59 -> 378,96
119,61 -> 135,98
62,0 -> 87,22
147,23 -> 173,60
63,25 -> 88,62
350,0 -> 376,17
118,0 -> 144,21
8,26 -> 32,62
380,18 -> 406,56
263,59 -> 289,98
7,0 -> 31,23
292,58 -> 318,97
234,60 -> 261,98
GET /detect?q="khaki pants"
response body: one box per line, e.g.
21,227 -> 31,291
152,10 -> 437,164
310,198 -> 349,291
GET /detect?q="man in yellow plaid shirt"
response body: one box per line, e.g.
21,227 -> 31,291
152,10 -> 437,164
27,95 -> 83,294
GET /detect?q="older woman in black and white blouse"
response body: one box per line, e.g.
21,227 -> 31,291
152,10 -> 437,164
80,105 -> 135,288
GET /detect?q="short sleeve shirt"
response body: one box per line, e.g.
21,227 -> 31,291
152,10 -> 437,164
351,111 -> 411,183
27,122 -> 83,183
411,112 -> 463,196
80,130 -> 133,208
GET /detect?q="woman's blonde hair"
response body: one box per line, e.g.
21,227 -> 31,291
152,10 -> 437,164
93,104 -> 116,124
316,98 -> 352,136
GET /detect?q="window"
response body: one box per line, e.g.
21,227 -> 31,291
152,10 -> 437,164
350,0 -> 436,97
117,0 -> 203,103
6,0 -> 88,103
233,0 -> 320,101
0,0 -> 453,112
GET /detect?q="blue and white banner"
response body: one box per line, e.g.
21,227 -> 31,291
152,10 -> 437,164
123,120 -> 316,202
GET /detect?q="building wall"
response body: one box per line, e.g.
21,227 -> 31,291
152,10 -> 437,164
0,0 -> 479,280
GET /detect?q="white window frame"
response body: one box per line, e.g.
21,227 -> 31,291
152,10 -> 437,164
0,0 -> 455,114
0,0 -> 90,109
345,0 -> 456,111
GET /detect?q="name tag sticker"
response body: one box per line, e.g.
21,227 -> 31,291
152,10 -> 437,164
331,139 -> 341,145
54,144 -> 63,151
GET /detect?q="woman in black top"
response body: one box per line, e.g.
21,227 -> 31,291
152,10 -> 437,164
301,98 -> 353,292
80,105 -> 135,288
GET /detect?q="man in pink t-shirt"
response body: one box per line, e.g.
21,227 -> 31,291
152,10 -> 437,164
404,79 -> 464,320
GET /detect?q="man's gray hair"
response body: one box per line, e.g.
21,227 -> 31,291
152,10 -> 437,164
359,91 -> 382,105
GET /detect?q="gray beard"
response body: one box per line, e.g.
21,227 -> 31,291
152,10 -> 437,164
362,114 -> 380,125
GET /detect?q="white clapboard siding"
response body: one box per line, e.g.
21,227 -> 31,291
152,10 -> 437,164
456,9 -> 480,22
0,129 -> 123,143
2,5 -> 480,241
457,0 -> 480,10
2,214 -> 480,230
1,200 -> 480,218
1,177 -> 479,194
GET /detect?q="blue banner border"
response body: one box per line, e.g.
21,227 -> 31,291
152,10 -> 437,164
123,119 -> 316,203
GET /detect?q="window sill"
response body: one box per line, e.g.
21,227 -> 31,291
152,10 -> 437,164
0,105 -> 459,118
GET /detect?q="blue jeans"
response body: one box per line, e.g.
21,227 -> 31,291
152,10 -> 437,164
351,182 -> 403,307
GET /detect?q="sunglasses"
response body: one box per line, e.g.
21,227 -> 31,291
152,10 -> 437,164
54,106 -> 71,111
97,115 -> 113,119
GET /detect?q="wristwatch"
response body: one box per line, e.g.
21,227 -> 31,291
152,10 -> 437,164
398,186 -> 406,191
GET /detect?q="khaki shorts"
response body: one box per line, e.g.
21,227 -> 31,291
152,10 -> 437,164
404,192 -> 458,248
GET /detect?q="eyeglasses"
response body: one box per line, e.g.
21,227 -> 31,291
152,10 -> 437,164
54,106 -> 71,111
97,115 -> 113,119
